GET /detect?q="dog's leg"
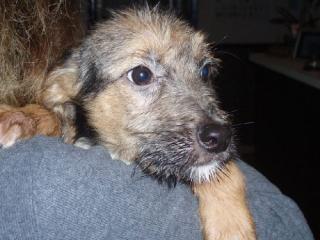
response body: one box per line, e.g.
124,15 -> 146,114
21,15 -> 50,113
0,104 -> 61,148
0,59 -> 79,148
193,161 -> 256,240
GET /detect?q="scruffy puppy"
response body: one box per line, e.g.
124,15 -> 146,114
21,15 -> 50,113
0,7 -> 256,239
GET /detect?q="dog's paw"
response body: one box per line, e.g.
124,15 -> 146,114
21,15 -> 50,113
0,111 -> 36,148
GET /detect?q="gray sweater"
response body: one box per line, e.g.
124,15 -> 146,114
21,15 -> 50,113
0,136 -> 314,239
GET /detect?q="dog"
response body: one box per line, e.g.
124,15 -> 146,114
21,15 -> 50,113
0,6 -> 256,239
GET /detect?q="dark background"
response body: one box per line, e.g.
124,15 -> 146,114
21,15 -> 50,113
89,0 -> 320,238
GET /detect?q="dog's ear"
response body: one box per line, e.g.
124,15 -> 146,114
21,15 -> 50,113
42,58 -> 80,108
41,56 -> 81,143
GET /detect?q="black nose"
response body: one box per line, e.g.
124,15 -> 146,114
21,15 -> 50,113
197,124 -> 232,153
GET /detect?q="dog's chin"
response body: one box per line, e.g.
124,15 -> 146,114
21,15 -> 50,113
188,151 -> 232,183
135,148 -> 233,187
134,135 -> 235,186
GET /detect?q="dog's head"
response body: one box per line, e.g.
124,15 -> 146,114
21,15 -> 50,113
73,7 -> 236,185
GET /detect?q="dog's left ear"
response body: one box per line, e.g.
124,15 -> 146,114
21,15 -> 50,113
41,56 -> 81,143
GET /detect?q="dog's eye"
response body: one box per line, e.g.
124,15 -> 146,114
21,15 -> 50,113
200,64 -> 211,80
127,66 -> 153,85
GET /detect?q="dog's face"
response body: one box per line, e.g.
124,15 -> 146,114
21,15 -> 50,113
74,8 -> 235,184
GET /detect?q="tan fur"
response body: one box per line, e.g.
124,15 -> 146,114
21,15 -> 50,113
41,61 -> 80,143
193,161 -> 256,240
0,6 -> 256,239
86,81 -> 144,161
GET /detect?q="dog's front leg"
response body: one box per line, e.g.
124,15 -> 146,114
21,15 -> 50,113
0,104 -> 61,148
193,161 -> 256,240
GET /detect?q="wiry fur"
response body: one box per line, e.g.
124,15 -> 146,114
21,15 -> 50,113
0,5 -> 256,239
41,7 -> 235,184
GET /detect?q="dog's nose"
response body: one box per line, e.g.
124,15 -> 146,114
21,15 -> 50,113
197,124 -> 232,153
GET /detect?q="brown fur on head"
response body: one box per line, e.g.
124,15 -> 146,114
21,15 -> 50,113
0,0 -> 85,106
42,6 -> 236,185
